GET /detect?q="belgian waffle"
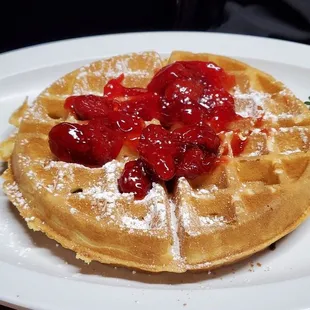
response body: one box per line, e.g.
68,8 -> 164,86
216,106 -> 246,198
1,51 -> 310,272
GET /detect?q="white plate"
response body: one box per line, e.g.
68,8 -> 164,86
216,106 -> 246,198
1,31 -> 310,310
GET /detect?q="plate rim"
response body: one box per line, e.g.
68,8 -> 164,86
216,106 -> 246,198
2,31 -> 310,79
1,31 -> 310,310
1,260 -> 310,310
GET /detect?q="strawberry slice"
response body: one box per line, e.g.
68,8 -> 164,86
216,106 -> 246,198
64,95 -> 112,120
172,125 -> 220,153
118,160 -> 152,199
147,62 -> 193,94
113,92 -> 160,121
179,61 -> 236,90
100,111 -> 145,149
176,146 -> 217,179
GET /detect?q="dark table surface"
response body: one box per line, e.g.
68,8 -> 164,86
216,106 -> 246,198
1,0 -> 310,309
1,0 -> 310,54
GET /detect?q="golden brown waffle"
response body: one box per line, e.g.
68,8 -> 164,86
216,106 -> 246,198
1,50 -> 310,273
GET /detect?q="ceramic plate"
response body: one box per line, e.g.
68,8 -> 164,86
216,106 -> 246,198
1,32 -> 310,310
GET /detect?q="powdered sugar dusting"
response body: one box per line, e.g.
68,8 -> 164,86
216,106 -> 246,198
121,183 -> 167,231
22,103 -> 49,123
233,87 -> 296,123
247,141 -> 265,156
27,162 -> 71,194
105,58 -> 149,80
46,173 -> 65,194
169,199 -> 182,261
233,87 -> 270,118
177,178 -> 193,231
8,51 -> 310,271
266,132 -> 276,153
75,70 -> 88,80
176,176 -> 230,237
83,160 -> 131,221
20,139 -> 29,146
280,149 -> 301,155
199,215 -> 226,226
191,185 -> 218,199
279,127 -> 310,146
180,202 -> 191,231
277,112 -> 293,120
25,216 -> 35,222
277,127 -> 310,154
187,261 -> 212,269
298,127 -> 309,145
71,53 -> 158,95
5,182 -> 29,210
121,215 -> 149,230
70,208 -> 78,215
26,170 -> 36,179
20,158 -> 168,229
72,66 -> 103,96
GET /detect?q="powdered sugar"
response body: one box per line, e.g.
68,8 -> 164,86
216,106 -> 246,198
176,178 -> 194,231
200,185 -> 218,194
277,112 -> 293,120
83,160 -> 131,220
70,53 -> 160,96
169,199 -> 182,260
233,87 -> 269,118
20,139 -> 29,146
280,149 -> 301,155
180,203 -> 192,231
60,160 -> 165,232
247,141 -> 265,156
232,193 -> 242,203
199,215 -> 226,226
25,216 -> 35,222
5,182 -> 29,210
298,127 -> 309,144
279,127 -> 293,133
75,70 -> 88,80
105,60 -> 149,80
278,89 -> 292,97
26,170 -> 36,179
233,86 -> 298,123
121,183 -> 167,231
8,52 -> 310,271
70,208 -> 78,215
191,186 -> 218,199
22,104 -> 49,123
121,215 -> 150,230
266,133 -> 276,153
279,127 -> 309,146
263,112 -> 279,122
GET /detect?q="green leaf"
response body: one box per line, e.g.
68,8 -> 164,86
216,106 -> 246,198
305,96 -> 310,105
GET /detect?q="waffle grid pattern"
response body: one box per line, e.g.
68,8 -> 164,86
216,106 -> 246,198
171,52 -> 310,267
1,51 -> 310,272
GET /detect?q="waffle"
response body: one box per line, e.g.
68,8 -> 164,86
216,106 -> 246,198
1,51 -> 310,273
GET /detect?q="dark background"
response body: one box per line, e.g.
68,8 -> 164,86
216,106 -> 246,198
1,0 -> 310,309
1,0 -> 310,53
